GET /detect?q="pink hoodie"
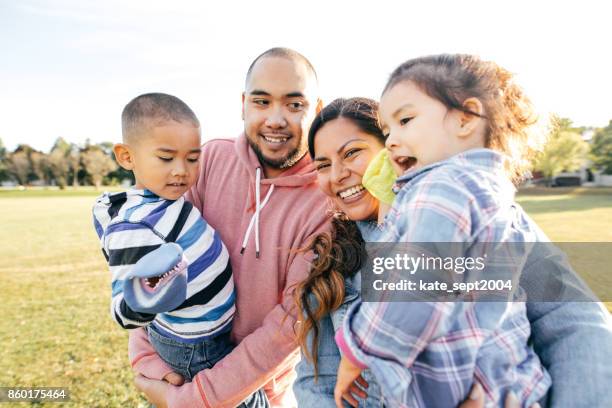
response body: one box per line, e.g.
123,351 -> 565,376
128,134 -> 331,407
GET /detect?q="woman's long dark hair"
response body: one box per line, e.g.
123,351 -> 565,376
294,97 -> 385,377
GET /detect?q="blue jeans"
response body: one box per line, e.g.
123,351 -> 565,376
148,325 -> 269,407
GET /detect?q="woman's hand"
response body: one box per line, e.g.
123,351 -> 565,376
458,383 -> 542,408
334,355 -> 365,407
134,374 -> 172,408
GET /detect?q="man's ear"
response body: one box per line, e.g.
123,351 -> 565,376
241,92 -> 246,121
315,98 -> 324,115
113,143 -> 135,170
458,97 -> 484,138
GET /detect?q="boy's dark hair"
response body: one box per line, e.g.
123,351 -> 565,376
121,93 -> 200,141
245,47 -> 318,86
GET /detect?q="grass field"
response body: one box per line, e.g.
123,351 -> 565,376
0,186 -> 611,407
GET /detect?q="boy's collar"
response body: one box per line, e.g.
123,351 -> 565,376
127,188 -> 161,198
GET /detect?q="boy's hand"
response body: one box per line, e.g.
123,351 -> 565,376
134,374 -> 170,408
334,355 -> 364,407
162,371 -> 184,386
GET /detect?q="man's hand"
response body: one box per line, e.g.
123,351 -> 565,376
134,374 -> 171,408
458,383 -> 542,408
334,355 -> 364,408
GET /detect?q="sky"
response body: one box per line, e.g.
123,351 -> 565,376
1,0 -> 611,152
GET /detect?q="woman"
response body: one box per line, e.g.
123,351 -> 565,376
293,97 -> 387,408
293,97 -> 612,407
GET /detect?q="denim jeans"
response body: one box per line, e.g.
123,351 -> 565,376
148,324 -> 269,407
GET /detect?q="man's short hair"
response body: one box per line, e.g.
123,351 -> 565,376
245,47 -> 318,87
121,93 -> 200,142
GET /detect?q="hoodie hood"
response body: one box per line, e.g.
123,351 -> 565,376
234,133 -> 317,188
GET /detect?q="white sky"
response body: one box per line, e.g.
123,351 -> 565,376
1,0 -> 611,152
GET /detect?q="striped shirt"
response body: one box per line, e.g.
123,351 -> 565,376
93,189 -> 235,343
336,149 -> 551,407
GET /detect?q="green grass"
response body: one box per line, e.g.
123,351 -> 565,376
517,187 -> 612,242
0,194 -> 144,407
0,187 -> 610,406
516,187 -> 612,311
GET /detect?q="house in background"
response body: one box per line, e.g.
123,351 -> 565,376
528,129 -> 612,187
553,129 -> 612,187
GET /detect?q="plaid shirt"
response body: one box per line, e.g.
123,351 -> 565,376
336,149 -> 551,407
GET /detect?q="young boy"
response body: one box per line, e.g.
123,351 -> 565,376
93,93 -> 268,407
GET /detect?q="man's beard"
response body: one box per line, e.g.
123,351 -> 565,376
247,137 -> 306,170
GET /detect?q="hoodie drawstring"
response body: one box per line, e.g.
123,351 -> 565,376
240,167 -> 274,258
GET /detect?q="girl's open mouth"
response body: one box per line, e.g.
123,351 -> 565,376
393,156 -> 418,174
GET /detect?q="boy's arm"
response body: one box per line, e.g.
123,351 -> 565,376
93,201 -> 158,329
105,221 -> 165,328
111,293 -> 156,329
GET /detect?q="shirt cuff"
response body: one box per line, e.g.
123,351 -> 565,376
334,329 -> 368,369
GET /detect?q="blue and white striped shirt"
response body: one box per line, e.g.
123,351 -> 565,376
93,189 -> 235,343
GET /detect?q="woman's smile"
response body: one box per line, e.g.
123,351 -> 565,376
336,184 -> 366,202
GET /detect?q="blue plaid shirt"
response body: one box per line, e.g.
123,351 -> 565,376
336,149 -> 551,407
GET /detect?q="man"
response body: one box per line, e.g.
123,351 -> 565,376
129,48 -> 328,407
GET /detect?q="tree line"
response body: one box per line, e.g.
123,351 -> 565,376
0,117 -> 611,189
533,117 -> 612,184
0,137 -> 133,189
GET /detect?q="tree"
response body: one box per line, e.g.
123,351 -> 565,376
45,138 -> 72,189
0,138 -> 8,182
68,144 -> 81,187
48,148 -> 70,188
534,129 -> 589,185
51,137 -> 71,153
591,120 -> 612,174
81,146 -> 117,189
6,144 -> 41,185
30,151 -> 50,184
98,141 -> 114,156
6,150 -> 31,185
